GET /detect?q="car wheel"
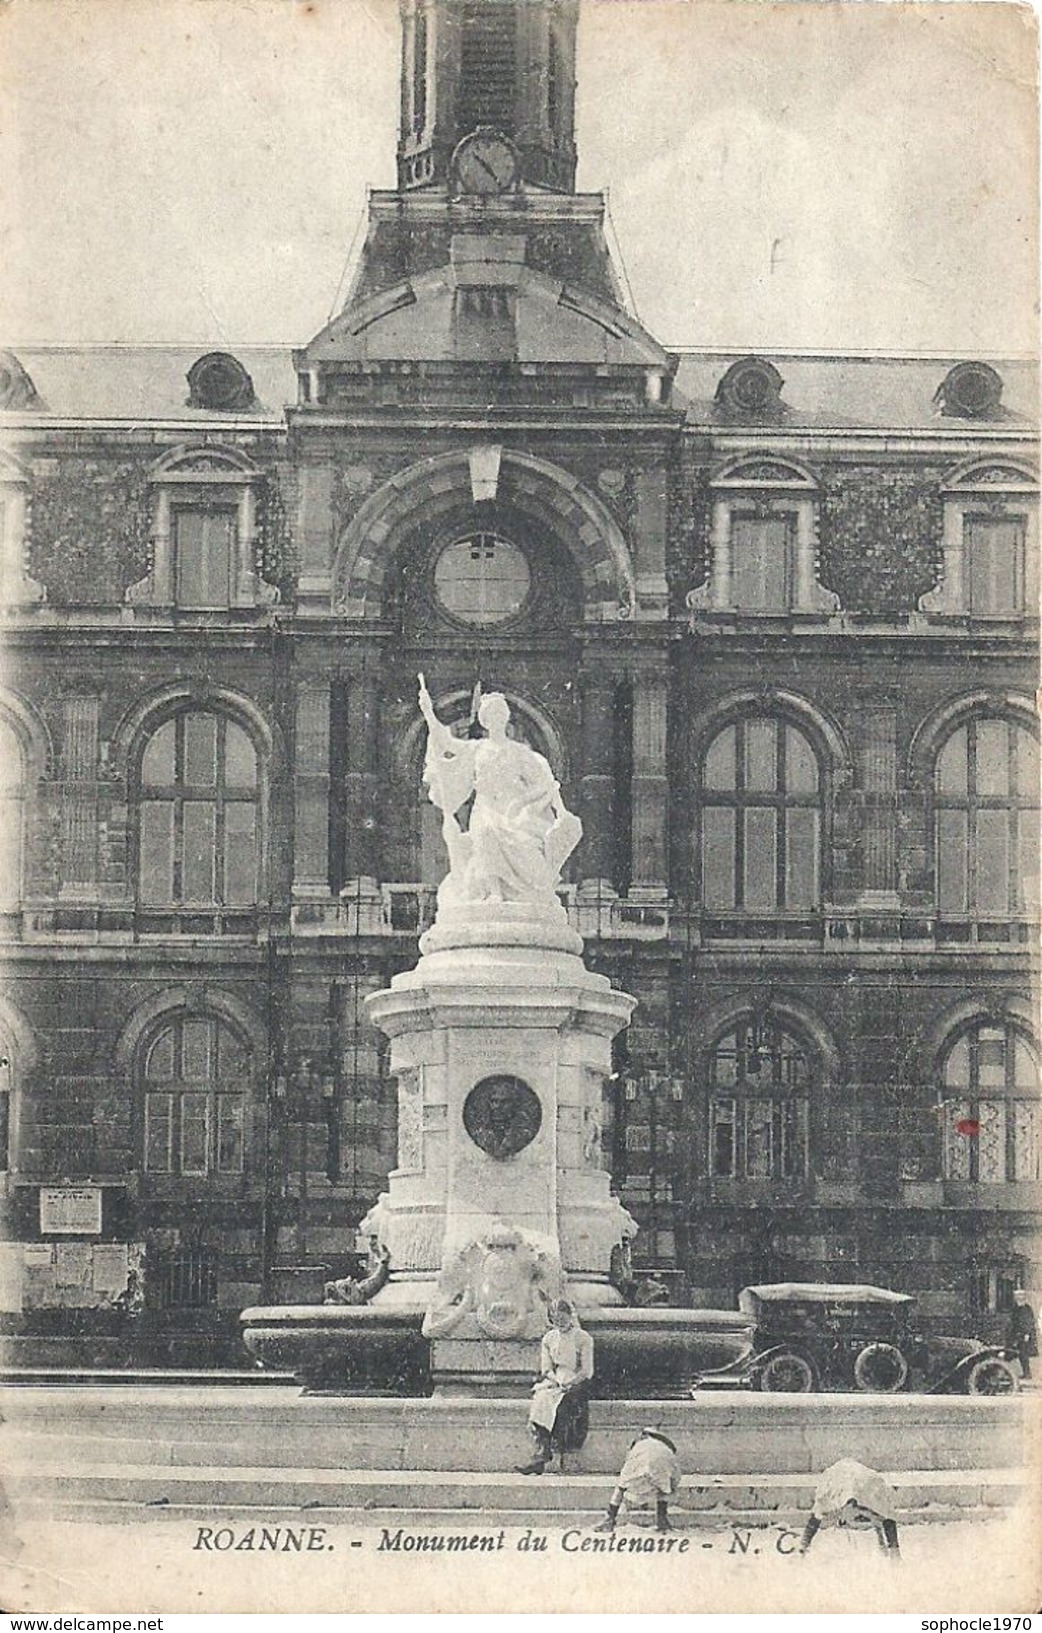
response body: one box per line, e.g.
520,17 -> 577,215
853,1342 -> 909,1394
757,1351 -> 816,1393
965,1356 -> 1019,1396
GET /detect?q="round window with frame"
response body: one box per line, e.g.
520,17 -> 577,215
433,530 -> 532,627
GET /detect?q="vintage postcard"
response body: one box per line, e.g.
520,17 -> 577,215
0,0 -> 1039,1615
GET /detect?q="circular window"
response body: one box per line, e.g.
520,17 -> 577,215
186,352 -> 255,413
434,532 -> 531,625
463,1075 -> 542,1160
715,357 -> 784,419
730,365 -> 773,411
939,362 -> 1003,419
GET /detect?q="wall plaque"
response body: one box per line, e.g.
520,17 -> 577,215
39,1186 -> 103,1235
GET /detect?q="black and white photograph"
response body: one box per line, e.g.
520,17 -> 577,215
0,0 -> 1038,1614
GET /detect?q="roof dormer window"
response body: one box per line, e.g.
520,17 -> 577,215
935,362 -> 1004,420
187,353 -> 256,414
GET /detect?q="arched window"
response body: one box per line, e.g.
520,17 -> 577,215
0,714 -> 25,908
143,1013 -> 250,1178
700,718 -> 822,913
941,1021 -> 1039,1184
137,710 -> 260,924
708,1017 -> 811,1179
935,717 -> 1038,929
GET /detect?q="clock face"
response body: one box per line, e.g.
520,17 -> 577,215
451,129 -> 519,196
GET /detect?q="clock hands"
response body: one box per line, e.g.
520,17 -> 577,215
472,151 -> 503,187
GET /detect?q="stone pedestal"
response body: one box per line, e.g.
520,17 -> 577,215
364,904 -> 635,1390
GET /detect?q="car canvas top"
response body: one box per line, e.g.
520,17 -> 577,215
738,1283 -> 916,1311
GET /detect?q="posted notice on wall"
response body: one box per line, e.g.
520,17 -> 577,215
38,1186 -> 103,1235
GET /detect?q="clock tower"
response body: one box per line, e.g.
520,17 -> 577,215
398,0 -> 578,193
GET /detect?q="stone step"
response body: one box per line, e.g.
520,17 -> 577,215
8,1499 -> 1005,1532
0,1367 -> 293,1387
1,1385 -> 1031,1477
6,1462 -> 1024,1517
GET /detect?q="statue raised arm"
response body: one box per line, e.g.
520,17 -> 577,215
416,677 -> 581,913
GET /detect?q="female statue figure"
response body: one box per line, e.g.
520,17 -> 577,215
417,674 -> 581,911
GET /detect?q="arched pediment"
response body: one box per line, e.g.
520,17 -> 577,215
709,454 -> 819,491
150,443 -> 261,483
942,458 -> 1037,494
332,448 -> 636,622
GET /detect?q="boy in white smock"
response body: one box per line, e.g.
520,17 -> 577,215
594,1427 -> 680,1534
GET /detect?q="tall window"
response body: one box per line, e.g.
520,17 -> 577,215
0,715 -> 24,907
173,506 -> 235,610
709,1018 -> 811,1179
138,712 -> 259,912
965,518 -> 1026,615
412,3 -> 428,134
730,515 -> 795,611
935,718 -> 1038,924
701,718 -> 822,912
143,1014 -> 250,1178
942,1022 -> 1039,1184
458,0 -> 517,134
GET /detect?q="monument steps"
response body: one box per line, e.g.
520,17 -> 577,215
5,1463 -> 1023,1528
1,1386 -> 1031,1479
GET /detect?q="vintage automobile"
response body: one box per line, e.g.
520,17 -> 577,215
689,1282 -> 1020,1396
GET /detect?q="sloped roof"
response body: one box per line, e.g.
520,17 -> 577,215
1,342 -> 1036,432
0,346 -> 296,421
302,264 -> 672,371
674,350 -> 1038,431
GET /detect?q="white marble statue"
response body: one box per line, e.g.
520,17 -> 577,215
418,674 -> 581,910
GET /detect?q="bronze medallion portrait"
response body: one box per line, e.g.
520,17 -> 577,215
463,1075 -> 542,1160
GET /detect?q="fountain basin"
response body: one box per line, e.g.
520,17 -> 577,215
240,1303 -> 755,1395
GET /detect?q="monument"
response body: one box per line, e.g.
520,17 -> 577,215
241,678 -> 752,1394
361,678 -> 637,1390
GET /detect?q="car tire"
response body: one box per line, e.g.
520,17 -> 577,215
965,1356 -> 1019,1396
853,1342 -> 909,1394
756,1351 -> 816,1393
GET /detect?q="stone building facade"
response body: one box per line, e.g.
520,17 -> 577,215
0,0 -> 1037,1363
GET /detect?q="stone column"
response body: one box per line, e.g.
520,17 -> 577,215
296,463 -> 334,605
859,699 -> 899,904
630,671 -> 668,899
577,672 -> 615,896
292,681 -> 331,899
633,467 -> 669,617
59,695 -> 99,899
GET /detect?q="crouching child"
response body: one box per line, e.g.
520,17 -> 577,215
799,1459 -> 901,1560
594,1427 -> 680,1535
